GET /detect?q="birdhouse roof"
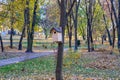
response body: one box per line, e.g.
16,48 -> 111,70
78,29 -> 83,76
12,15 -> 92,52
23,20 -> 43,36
50,27 -> 62,33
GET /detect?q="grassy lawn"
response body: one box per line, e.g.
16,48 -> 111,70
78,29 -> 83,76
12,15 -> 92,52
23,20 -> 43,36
0,56 -> 55,79
0,50 -> 120,80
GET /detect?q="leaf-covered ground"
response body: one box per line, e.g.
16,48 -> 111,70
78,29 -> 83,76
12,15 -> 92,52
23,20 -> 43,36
0,48 -> 120,80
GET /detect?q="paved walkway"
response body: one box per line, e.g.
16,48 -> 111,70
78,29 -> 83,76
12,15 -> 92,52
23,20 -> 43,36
0,52 -> 54,67
0,48 -> 70,67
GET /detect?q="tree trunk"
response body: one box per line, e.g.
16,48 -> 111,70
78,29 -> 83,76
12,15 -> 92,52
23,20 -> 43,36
103,14 -> 113,46
118,0 -> 120,51
69,22 -> 72,48
56,0 -> 75,79
18,26 -> 25,50
56,0 -> 66,80
18,7 -> 28,50
0,35 -> 4,52
67,17 -> 72,48
29,0 -> 38,52
86,0 -> 94,52
91,34 -> 94,51
9,0 -> 14,49
67,9 -> 73,48
99,0 -> 112,48
56,42 -> 64,80
10,27 -> 13,48
110,0 -> 120,51
25,0 -> 31,53
105,0 -> 116,48
102,36 -> 104,44
72,0 -> 80,51
112,28 -> 115,48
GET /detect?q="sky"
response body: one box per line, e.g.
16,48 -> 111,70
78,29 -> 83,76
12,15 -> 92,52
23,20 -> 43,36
0,0 -> 6,3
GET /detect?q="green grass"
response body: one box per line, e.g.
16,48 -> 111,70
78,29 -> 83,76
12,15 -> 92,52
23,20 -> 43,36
22,41 -> 69,49
0,56 -> 56,78
0,53 -> 120,79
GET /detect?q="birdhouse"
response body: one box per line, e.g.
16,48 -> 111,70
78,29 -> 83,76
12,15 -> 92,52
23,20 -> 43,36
50,27 -> 62,43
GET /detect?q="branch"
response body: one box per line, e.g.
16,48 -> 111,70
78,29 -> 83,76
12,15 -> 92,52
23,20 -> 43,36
85,0 -> 88,20
66,0 -> 76,17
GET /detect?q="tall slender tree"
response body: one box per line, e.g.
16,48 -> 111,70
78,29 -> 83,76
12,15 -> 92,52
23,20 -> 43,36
118,0 -> 120,52
56,0 -> 75,79
18,5 -> 27,50
0,35 -> 4,52
110,0 -> 120,52
25,0 -> 31,52
98,0 -> 113,48
56,0 -> 66,80
10,0 -> 14,48
72,0 -> 80,51
26,0 -> 38,52
67,14 -> 73,48
85,0 -> 94,52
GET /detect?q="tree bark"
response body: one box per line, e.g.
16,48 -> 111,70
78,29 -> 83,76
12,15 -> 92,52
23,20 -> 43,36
56,0 -> 66,80
18,7 -> 28,50
67,14 -> 73,48
56,0 -> 75,79
103,15 -> 113,46
10,0 -> 14,48
26,0 -> 38,52
29,0 -> 38,52
18,25 -> 25,50
69,16 -> 73,48
71,0 -> 80,51
10,27 -> 13,48
86,0 -> 94,52
0,35 -> 4,52
105,0 -> 116,48
118,0 -> 120,51
110,0 -> 120,51
25,0 -> 31,52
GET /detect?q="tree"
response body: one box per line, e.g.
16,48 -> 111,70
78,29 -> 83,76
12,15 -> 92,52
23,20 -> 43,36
18,1 -> 28,50
0,35 -> 4,52
110,0 -> 120,52
56,0 -> 66,79
105,0 -> 116,48
26,0 -> 38,52
85,0 -> 95,52
56,0 -> 75,79
9,0 -> 14,48
66,14 -> 73,48
70,0 -> 80,51
98,0 -> 113,49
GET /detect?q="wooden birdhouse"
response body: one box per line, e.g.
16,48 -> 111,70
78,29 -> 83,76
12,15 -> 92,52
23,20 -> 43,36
50,27 -> 62,43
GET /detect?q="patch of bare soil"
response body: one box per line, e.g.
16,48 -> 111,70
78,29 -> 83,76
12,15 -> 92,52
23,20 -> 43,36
83,49 -> 120,70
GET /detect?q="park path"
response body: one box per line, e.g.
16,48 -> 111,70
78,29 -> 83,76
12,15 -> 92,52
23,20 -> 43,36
0,48 -> 69,67
0,52 -> 54,67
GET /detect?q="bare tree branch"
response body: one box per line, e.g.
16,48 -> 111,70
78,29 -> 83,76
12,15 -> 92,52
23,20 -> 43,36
66,0 -> 76,17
